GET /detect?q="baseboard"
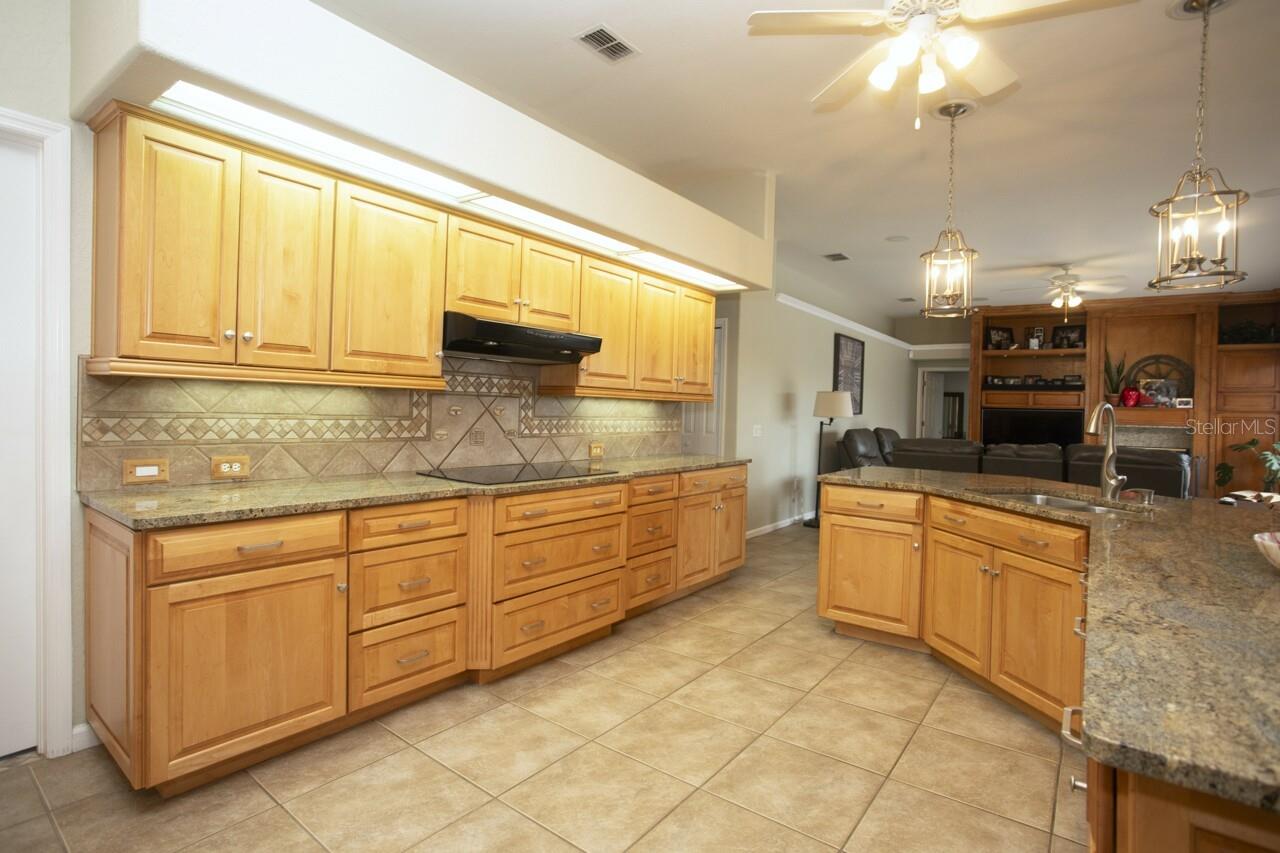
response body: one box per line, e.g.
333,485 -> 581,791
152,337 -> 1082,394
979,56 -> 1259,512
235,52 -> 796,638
71,723 -> 100,753
747,512 -> 813,539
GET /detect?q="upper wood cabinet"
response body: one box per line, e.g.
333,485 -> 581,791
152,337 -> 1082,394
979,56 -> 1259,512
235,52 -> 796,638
676,286 -> 716,396
237,154 -> 335,371
331,182 -> 447,378
634,275 -> 680,393
112,116 -> 242,364
445,216 -> 522,323
1216,349 -> 1280,414
576,257 -> 639,390
819,513 -> 923,638
520,239 -> 581,331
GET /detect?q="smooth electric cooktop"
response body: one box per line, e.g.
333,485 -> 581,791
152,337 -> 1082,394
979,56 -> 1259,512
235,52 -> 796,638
419,461 -> 617,485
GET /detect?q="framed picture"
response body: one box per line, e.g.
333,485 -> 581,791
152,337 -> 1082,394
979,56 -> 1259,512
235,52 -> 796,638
833,333 -> 864,415
1175,397 -> 1194,409
985,326 -> 1014,350
1139,378 -> 1178,408
1052,324 -> 1087,349
1023,374 -> 1042,384
1063,374 -> 1083,384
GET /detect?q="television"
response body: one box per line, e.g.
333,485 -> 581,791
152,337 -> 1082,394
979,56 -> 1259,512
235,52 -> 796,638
982,408 -> 1083,448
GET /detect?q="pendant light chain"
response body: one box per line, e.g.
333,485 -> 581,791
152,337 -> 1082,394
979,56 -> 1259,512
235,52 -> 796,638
1192,2 -> 1210,168
946,113 -> 957,231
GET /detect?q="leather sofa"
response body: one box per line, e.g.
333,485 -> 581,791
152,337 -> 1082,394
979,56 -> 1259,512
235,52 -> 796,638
874,428 -> 900,465
891,439 -> 985,473
839,428 -> 887,468
981,443 -> 1064,481
1066,445 -> 1192,500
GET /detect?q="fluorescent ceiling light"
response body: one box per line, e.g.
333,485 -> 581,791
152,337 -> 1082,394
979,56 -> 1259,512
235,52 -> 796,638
625,252 -> 745,291
467,196 -> 637,254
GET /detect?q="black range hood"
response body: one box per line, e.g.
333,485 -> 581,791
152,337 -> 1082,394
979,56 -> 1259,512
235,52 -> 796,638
441,311 -> 602,365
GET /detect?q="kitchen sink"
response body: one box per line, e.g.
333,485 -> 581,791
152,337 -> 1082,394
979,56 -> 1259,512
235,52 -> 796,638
985,492 -> 1144,515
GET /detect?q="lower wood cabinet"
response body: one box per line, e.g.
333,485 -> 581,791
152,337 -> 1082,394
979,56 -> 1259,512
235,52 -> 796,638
625,548 -> 677,609
628,499 -> 678,557
922,527 -> 993,675
348,607 -> 467,710
492,569 -> 625,667
347,536 -> 467,631
818,513 -> 923,638
676,484 -> 747,589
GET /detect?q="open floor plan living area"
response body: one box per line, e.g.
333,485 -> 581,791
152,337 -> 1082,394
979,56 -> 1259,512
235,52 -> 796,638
1,0 -> 1278,851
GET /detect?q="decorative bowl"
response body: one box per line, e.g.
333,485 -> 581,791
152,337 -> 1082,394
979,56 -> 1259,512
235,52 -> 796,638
1254,532 -> 1280,570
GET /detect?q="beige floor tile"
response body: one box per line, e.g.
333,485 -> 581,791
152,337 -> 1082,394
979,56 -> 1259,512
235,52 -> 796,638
286,749 -> 488,853
502,743 -> 692,853
632,790 -> 830,853
413,800 -> 576,852
725,588 -> 815,617
514,670 -> 656,737
0,814 -> 63,852
186,806 -> 323,852
766,693 -> 917,774
1052,835 -> 1088,853
0,767 -> 47,831
764,614 -> 862,659
844,780 -> 1049,853
946,668 -> 989,692
554,631 -> 636,667
693,605 -> 791,639
669,669 -> 804,732
1054,763 -> 1089,844
762,577 -> 820,598
377,683 -> 503,742
30,746 -> 131,811
250,722 -> 405,802
722,640 -> 843,690
848,641 -> 952,684
418,704 -> 585,794
706,737 -> 882,846
483,659 -> 578,701
54,771 -> 274,853
814,661 -> 943,722
890,727 -> 1058,830
922,685 -> 1061,762
648,594 -> 720,620
598,701 -> 758,785
643,621 -> 754,664
611,610 -> 687,642
587,646 -> 712,697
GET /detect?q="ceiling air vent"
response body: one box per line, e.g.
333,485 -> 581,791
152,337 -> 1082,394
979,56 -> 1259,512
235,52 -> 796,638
823,252 -> 850,262
578,26 -> 637,62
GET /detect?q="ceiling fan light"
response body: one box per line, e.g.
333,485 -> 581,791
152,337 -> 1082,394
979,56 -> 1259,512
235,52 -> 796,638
943,33 -> 980,70
889,32 -> 921,67
869,60 -> 899,91
1051,294 -> 1065,309
1069,294 -> 1083,308
918,53 -> 946,94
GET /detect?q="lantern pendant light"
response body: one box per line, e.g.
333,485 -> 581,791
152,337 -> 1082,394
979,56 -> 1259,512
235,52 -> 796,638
1148,0 -> 1248,291
921,102 -> 978,318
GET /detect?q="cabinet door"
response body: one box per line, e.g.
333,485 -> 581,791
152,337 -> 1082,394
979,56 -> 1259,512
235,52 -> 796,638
922,528 -> 993,677
521,239 -> 581,331
146,557 -> 346,783
1217,351 -> 1280,413
676,286 -> 716,396
237,154 -> 335,370
818,514 -> 922,638
988,550 -> 1085,719
576,258 -> 638,389
677,493 -> 716,588
119,118 -> 240,363
331,183 -> 447,377
715,487 -> 747,574
1214,414 -> 1280,495
633,275 -> 679,393
445,216 -> 522,323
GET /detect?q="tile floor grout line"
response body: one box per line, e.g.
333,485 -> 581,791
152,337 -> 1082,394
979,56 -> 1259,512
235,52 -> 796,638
25,764 -> 73,853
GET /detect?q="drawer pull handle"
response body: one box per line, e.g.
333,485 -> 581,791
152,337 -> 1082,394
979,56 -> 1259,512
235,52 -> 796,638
592,498 -> 614,507
396,650 -> 431,666
646,486 -> 668,495
398,577 -> 432,591
237,539 -> 284,554
1070,776 -> 1088,793
521,620 -> 546,633
645,525 -> 662,534
729,475 -> 745,482
522,508 -> 549,518
857,501 -> 885,508
521,557 -> 547,568
693,480 -> 709,487
645,574 -> 661,584
1073,615 -> 1087,639
589,598 -> 612,610
942,514 -> 967,526
1018,535 -> 1050,549
591,544 -> 611,553
1060,706 -> 1084,747
397,519 -> 432,531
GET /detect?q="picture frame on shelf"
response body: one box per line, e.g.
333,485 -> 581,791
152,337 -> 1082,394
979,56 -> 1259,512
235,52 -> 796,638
1175,397 -> 1195,409
1051,324 -> 1086,349
833,333 -> 865,415
986,326 -> 1014,350
1024,374 -> 1042,385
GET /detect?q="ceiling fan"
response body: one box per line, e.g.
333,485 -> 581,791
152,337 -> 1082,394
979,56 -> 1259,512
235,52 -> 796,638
1000,264 -> 1127,317
747,0 -> 1088,111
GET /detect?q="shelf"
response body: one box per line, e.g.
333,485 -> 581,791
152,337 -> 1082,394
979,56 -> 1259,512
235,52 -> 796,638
981,348 -> 1090,359
1217,343 -> 1280,352
1113,407 -> 1192,427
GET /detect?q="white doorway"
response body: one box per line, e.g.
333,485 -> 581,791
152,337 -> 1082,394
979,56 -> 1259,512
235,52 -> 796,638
681,318 -> 728,455
916,367 -> 970,439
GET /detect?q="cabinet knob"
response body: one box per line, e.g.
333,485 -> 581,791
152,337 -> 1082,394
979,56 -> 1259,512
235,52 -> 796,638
223,329 -> 236,340
979,565 -> 990,574
242,331 -> 255,343
912,542 -> 920,551
1069,776 -> 1088,793
336,583 -> 348,593
580,365 -> 589,372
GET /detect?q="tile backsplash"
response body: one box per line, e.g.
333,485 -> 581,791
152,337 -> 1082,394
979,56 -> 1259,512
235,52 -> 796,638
78,357 -> 684,490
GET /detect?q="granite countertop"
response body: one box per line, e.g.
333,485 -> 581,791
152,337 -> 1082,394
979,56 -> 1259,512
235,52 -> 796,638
819,466 -> 1280,813
79,454 -> 750,531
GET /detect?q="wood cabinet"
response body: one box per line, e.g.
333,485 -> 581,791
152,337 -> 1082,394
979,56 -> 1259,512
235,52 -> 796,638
520,238 -> 581,331
625,548 -> 677,609
715,486 -> 747,574
628,500 -> 678,557
445,215 -> 523,323
676,471 -> 747,588
1212,414 -> 1280,495
634,275 -> 680,393
574,257 -> 639,390
1217,349 -> 1280,411
818,513 -> 923,638
331,182 -> 448,378
492,570 -> 625,667
348,608 -> 466,711
676,286 -> 716,396
922,527 -> 993,676
1103,768 -> 1280,853
347,537 -> 467,631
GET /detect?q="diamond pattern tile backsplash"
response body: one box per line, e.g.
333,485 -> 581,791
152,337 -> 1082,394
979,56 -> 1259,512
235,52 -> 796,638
78,357 -> 684,490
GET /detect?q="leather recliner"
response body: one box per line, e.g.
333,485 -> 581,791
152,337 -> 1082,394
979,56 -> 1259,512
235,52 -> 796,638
1066,445 -> 1192,499
839,429 -> 886,468
981,443 -> 1064,481
891,438 -> 984,473
874,428 -> 901,465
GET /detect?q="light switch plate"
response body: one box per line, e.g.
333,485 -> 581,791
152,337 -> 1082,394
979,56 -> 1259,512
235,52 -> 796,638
123,458 -> 169,485
210,455 -> 251,481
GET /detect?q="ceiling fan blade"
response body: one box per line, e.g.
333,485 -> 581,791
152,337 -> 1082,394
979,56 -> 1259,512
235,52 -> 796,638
811,40 -> 890,107
959,45 -> 1019,96
748,8 -> 887,34
959,0 -> 1078,23
1076,282 -> 1127,294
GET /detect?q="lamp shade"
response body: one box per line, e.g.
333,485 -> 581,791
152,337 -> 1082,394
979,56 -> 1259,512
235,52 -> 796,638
813,391 -> 854,419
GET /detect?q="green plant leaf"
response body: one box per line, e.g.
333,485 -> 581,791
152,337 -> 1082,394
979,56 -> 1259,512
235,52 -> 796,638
1215,462 -> 1234,487
1228,438 -> 1260,453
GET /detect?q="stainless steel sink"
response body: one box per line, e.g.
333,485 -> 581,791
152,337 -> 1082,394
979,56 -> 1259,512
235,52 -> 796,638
985,492 -> 1141,515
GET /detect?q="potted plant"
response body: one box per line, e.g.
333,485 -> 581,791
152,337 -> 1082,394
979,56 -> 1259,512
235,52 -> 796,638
1215,438 -> 1280,491
1103,350 -> 1126,406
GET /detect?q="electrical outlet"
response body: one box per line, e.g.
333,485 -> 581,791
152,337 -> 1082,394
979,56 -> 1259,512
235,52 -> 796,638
123,458 -> 169,485
752,424 -> 763,438
469,429 -> 485,446
210,455 -> 251,481
589,441 -> 605,459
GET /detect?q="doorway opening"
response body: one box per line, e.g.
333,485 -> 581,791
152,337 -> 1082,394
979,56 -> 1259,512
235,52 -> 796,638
917,367 -> 969,439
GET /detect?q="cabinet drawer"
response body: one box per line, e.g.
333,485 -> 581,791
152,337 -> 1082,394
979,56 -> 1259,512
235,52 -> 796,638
494,515 -> 625,601
928,497 -> 1087,570
493,570 -> 624,667
625,548 -> 676,609
628,474 -> 679,505
348,537 -> 467,631
493,482 -> 627,533
1217,391 -> 1279,412
679,465 -> 748,496
348,608 -> 466,710
1030,391 -> 1083,408
627,500 -> 677,557
983,391 -> 1030,408
348,499 -> 467,551
823,486 -> 922,522
145,511 -> 345,584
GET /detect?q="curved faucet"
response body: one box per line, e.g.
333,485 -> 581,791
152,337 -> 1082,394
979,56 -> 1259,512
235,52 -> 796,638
1085,402 -> 1127,501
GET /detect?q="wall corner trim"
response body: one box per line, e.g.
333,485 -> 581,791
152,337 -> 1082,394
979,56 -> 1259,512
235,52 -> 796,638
908,343 -> 971,360
774,293 -> 911,350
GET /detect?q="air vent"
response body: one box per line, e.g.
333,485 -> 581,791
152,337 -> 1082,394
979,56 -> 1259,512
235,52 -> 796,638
896,297 -> 917,303
823,252 -> 850,262
578,26 -> 637,62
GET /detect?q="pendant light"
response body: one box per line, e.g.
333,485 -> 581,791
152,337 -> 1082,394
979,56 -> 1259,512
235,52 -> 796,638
1148,0 -> 1247,291
921,102 -> 978,318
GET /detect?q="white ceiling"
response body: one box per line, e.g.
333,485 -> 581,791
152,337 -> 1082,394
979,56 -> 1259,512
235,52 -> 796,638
313,0 -> 1280,321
